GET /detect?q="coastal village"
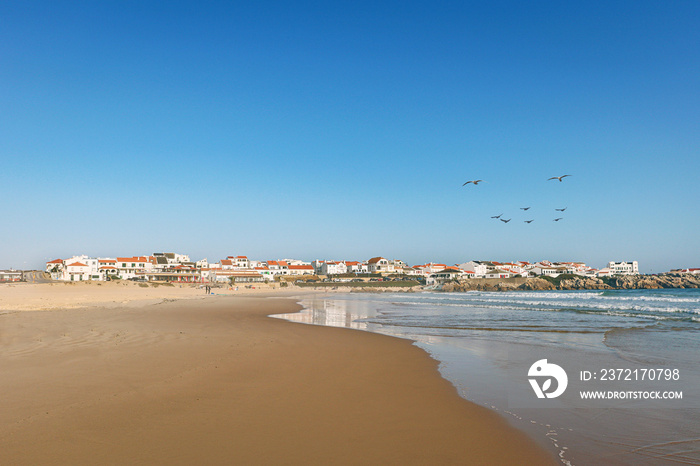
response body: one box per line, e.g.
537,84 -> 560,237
31,254 -> 650,284
1,255 -> 698,285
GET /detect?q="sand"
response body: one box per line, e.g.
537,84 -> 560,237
0,280 -> 284,312
0,284 -> 555,465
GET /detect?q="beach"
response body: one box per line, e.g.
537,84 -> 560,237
0,283 -> 554,465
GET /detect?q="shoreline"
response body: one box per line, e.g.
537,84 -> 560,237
0,286 -> 555,464
287,291 -> 700,465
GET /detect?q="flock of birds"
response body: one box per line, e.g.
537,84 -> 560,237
462,175 -> 572,224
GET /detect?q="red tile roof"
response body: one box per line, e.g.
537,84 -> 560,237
68,262 -> 88,267
47,259 -> 63,264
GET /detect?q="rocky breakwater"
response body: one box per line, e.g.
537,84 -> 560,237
608,273 -> 700,289
440,273 -> 700,292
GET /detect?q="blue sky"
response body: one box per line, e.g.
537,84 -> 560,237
1,1 -> 698,272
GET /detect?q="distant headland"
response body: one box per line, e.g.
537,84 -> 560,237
440,273 -> 700,292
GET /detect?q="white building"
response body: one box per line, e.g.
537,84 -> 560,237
485,269 -> 512,279
65,261 -> 91,281
266,260 -> 290,275
98,258 -> 119,280
367,257 -> 395,274
456,261 -> 489,277
320,261 -> 347,275
227,256 -> 250,268
287,265 -> 315,275
607,261 -> 639,275
116,256 -> 152,279
426,268 -> 465,285
674,268 -> 700,274
211,269 -> 264,283
153,252 -> 190,265
344,261 -> 369,274
531,265 -> 567,278
413,263 -> 448,275
46,259 -> 64,274
0,270 -> 22,282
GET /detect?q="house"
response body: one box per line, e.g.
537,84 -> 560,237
227,256 -> 250,268
485,269 -> 512,279
427,267 -> 465,285
287,265 -> 315,276
673,268 -> 700,274
0,270 -> 22,282
367,257 -> 394,274
266,260 -> 290,275
413,263 -> 447,275
531,266 -> 566,278
220,259 -> 235,269
344,261 -> 369,274
153,252 -> 190,266
254,266 -> 274,279
456,261 -> 489,277
500,262 -> 526,276
66,262 -> 90,281
279,259 -> 312,266
59,255 -> 100,280
45,259 -> 64,273
116,256 -> 152,279
98,259 -> 119,280
320,261 -> 347,275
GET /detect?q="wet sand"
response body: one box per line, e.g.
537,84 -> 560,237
0,292 -> 555,464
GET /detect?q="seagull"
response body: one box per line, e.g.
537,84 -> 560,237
548,175 -> 571,182
555,207 -> 567,212
520,207 -> 531,211
553,218 -> 563,221
462,180 -> 484,186
491,213 -> 503,219
500,218 -> 511,223
524,220 -> 534,223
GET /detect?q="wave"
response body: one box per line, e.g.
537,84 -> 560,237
362,321 -> 603,333
385,298 -> 700,317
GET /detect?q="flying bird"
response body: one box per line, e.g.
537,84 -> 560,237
491,213 -> 503,219
555,207 -> 568,212
553,218 -> 563,222
462,180 -> 484,186
548,175 -> 571,182
500,218 -> 511,223
520,207 -> 531,211
524,220 -> 534,223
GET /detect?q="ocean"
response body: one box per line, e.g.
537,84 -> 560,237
274,289 -> 700,465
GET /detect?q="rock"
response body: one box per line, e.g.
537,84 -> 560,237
436,273 -> 700,293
